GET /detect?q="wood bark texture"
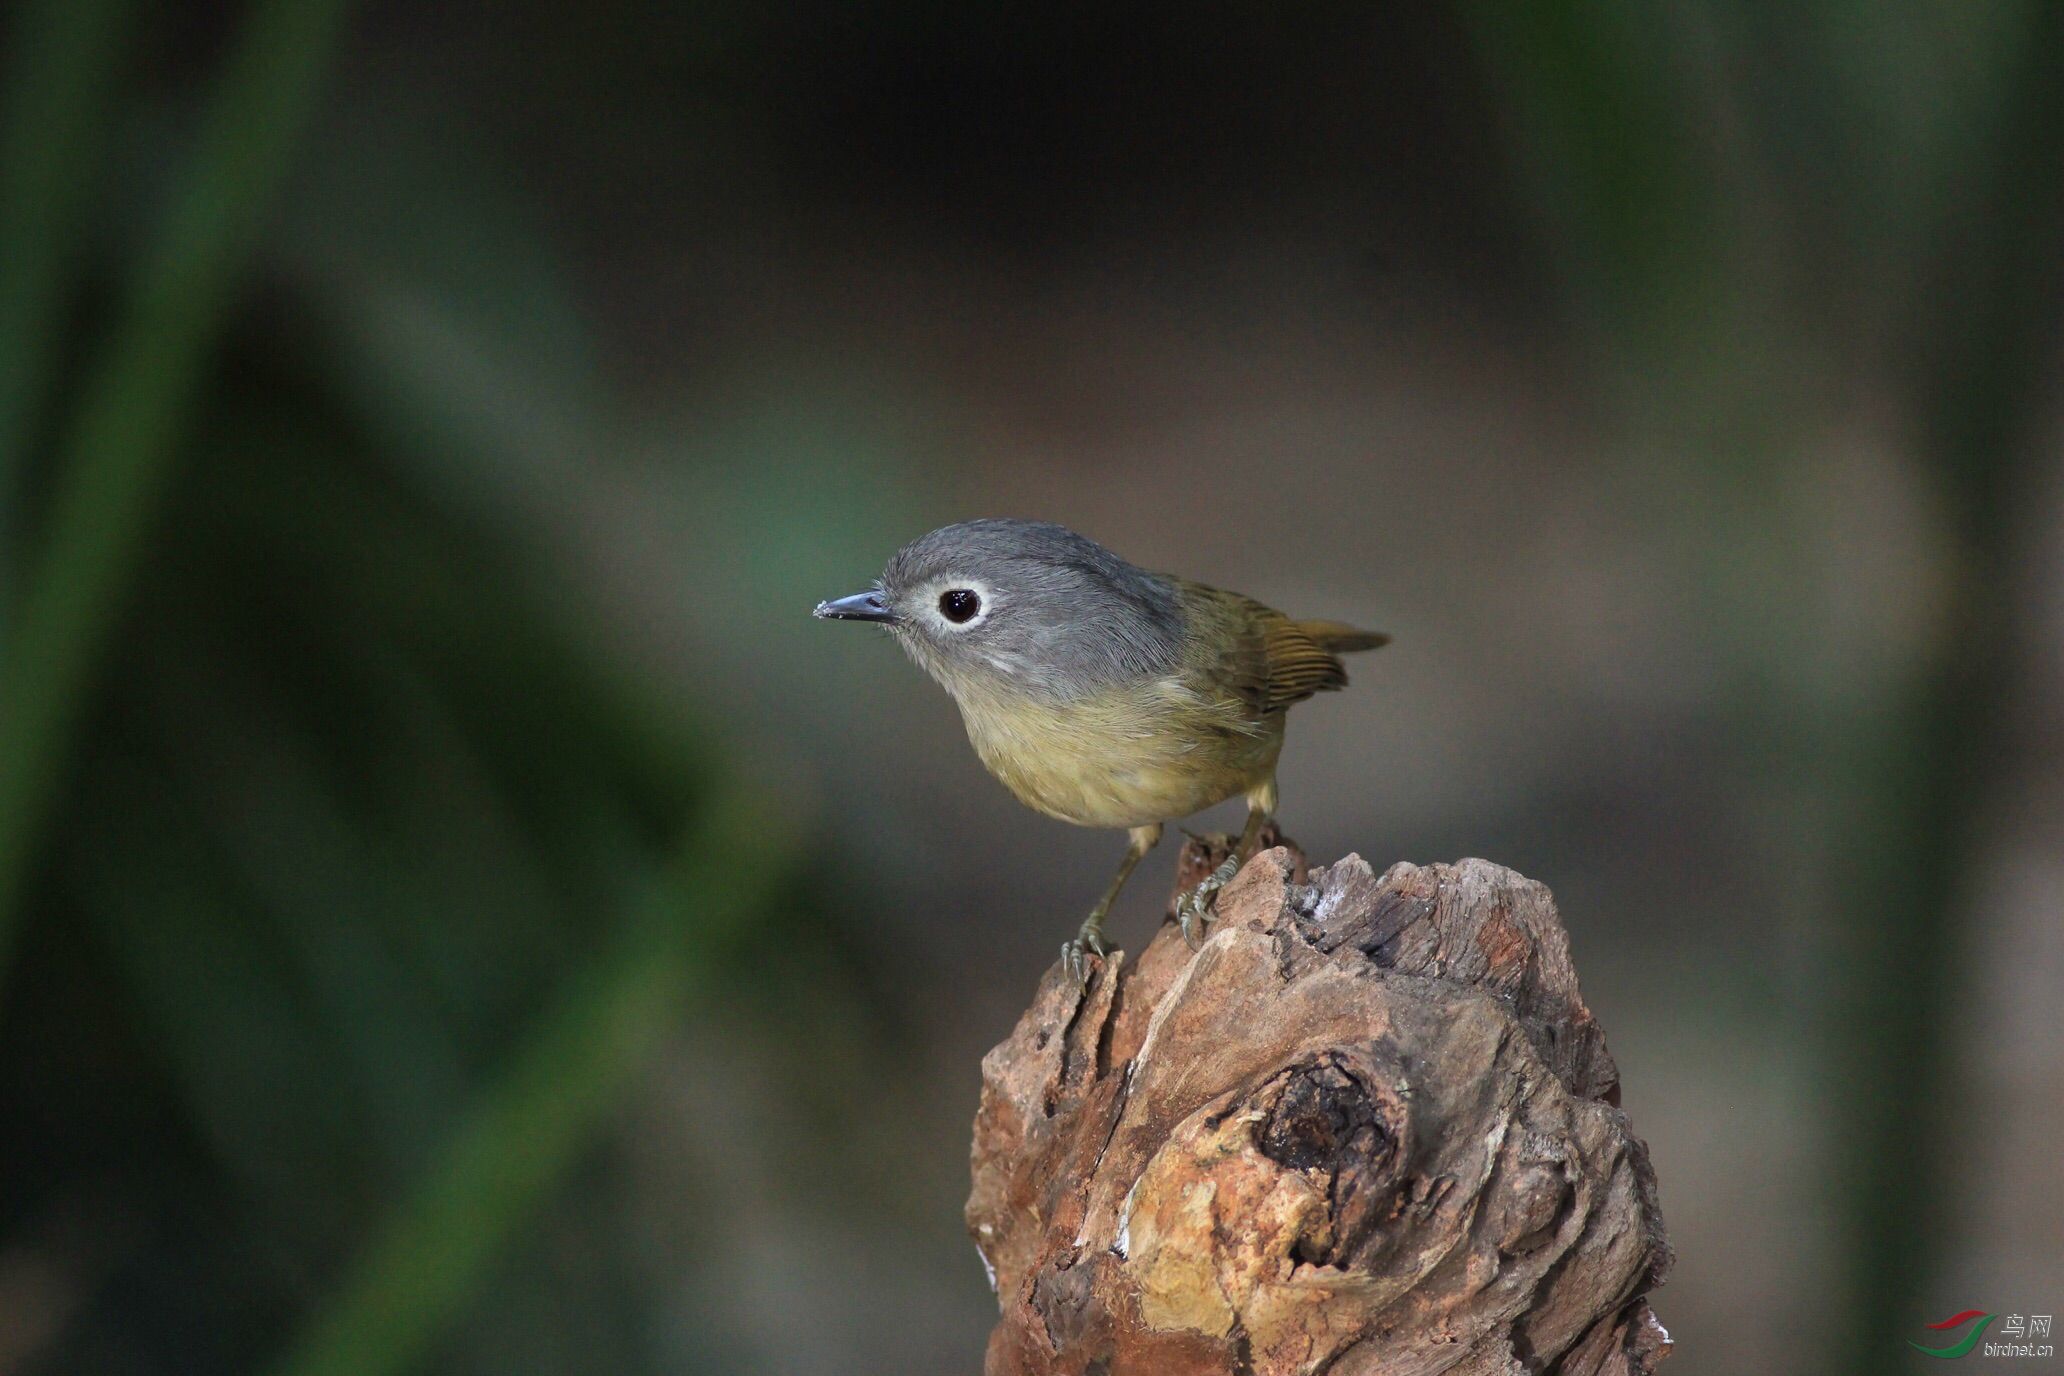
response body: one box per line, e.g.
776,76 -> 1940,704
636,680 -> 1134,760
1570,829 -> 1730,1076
967,838 -> 1672,1376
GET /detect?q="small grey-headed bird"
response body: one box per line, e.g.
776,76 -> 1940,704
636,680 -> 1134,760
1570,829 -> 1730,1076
816,519 -> 1386,979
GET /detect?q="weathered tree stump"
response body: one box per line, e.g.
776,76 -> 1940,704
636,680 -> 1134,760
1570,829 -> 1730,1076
968,839 -> 1671,1376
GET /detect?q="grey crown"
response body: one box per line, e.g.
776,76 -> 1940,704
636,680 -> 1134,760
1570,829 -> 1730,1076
880,519 -> 1186,699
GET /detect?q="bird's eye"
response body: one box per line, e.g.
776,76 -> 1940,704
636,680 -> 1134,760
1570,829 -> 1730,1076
939,588 -> 981,623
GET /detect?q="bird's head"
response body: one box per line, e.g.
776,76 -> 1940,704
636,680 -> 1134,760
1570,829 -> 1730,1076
813,518 -> 1183,701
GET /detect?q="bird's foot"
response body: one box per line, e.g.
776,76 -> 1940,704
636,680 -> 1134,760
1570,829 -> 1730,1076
1175,853 -> 1242,950
1061,918 -> 1114,985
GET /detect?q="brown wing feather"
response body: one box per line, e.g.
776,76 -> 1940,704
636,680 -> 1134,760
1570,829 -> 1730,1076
1173,581 -> 1360,717
1258,614 -> 1351,710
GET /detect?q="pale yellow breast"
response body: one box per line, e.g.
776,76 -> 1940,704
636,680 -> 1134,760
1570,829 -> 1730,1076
951,677 -> 1282,829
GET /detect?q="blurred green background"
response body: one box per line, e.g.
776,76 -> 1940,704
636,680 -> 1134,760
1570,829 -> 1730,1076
1,2 -> 2060,1373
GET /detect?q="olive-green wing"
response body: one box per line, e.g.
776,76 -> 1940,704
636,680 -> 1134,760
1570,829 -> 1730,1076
1174,581 -> 1374,717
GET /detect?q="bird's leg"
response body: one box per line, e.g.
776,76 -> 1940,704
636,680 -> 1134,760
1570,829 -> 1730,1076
1177,781 -> 1276,949
1063,823 -> 1162,983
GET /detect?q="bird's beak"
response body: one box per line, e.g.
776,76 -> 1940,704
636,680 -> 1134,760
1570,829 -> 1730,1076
813,590 -> 896,623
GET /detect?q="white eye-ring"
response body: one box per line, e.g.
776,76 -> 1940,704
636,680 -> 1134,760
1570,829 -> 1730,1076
925,579 -> 993,629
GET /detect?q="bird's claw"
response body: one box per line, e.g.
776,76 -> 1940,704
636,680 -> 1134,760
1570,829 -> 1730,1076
1175,854 -> 1242,950
1061,923 -> 1112,985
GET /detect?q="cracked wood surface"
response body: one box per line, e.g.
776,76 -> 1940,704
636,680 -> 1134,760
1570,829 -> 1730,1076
967,840 -> 1672,1376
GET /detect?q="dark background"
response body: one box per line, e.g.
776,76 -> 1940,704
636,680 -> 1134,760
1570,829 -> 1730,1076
1,2 -> 2059,1373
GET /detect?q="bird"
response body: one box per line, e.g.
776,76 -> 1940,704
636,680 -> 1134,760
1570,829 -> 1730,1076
814,518 -> 1387,980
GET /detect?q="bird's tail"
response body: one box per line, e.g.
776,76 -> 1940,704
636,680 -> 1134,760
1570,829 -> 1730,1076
1295,620 -> 1391,654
